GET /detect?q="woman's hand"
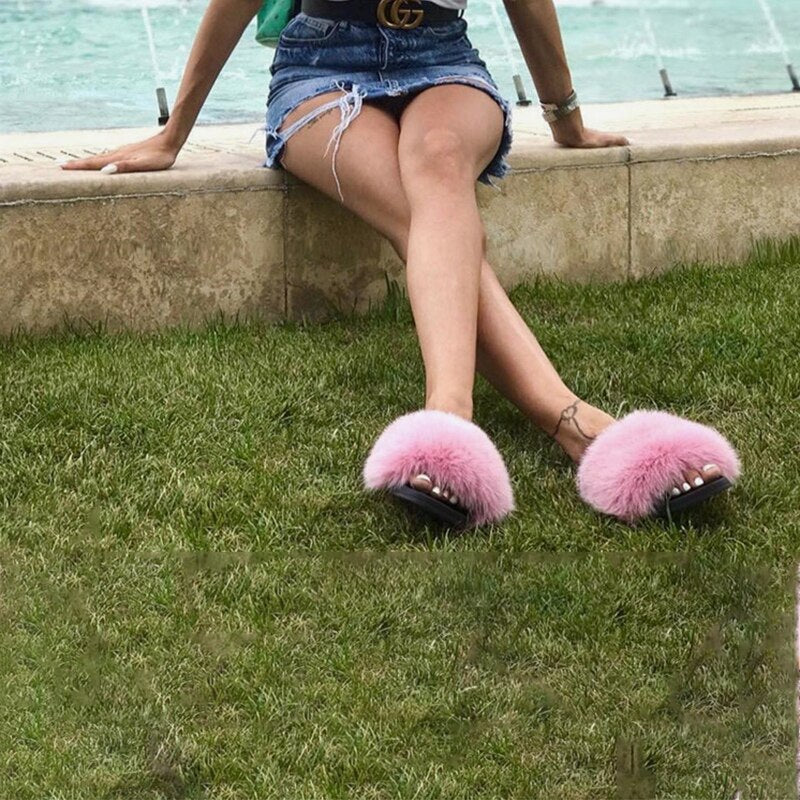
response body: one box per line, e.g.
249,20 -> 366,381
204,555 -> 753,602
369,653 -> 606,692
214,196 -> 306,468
61,0 -> 261,174
501,0 -> 630,149
549,110 -> 630,149
60,132 -> 180,173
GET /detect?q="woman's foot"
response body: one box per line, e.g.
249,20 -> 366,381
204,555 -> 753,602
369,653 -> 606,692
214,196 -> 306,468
363,406 -> 514,527
551,397 -> 724,500
409,472 -> 463,508
406,396 -> 472,511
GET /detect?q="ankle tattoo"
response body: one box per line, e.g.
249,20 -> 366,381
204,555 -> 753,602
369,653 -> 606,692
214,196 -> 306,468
551,399 -> 596,442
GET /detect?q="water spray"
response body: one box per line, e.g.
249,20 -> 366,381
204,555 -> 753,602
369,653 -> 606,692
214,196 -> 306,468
754,0 -> 800,92
638,5 -> 676,97
141,7 -> 171,124
489,0 -> 531,106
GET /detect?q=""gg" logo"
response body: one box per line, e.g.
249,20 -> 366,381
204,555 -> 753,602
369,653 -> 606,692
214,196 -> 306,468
377,0 -> 425,29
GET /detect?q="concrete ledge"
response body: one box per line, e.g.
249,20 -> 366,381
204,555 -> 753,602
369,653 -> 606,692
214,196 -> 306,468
1,94 -> 799,333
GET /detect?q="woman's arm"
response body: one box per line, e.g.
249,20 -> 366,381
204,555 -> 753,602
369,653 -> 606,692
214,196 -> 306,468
502,0 -> 629,148
63,0 -> 263,172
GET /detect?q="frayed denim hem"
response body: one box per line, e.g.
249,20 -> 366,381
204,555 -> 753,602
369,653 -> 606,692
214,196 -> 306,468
262,76 -> 513,199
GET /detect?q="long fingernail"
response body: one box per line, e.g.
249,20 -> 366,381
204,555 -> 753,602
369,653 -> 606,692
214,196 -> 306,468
56,158 -> 69,167
100,164 -> 118,174
702,463 -> 717,472
693,476 -> 704,487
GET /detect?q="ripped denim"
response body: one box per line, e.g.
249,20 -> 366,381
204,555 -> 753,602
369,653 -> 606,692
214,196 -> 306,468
268,80 -> 367,203
263,14 -> 514,203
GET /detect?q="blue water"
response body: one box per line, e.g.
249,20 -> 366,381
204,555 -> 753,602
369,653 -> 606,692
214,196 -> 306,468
0,0 -> 797,133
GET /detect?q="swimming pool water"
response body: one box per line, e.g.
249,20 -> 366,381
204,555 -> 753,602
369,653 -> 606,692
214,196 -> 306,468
0,0 -> 797,133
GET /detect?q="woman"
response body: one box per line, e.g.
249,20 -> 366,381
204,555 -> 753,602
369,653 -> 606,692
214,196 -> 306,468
62,0 -> 741,527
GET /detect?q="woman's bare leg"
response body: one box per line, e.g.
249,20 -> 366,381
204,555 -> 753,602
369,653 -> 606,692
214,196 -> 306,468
474,266 -> 612,461
394,84 -> 504,422
276,88 -> 721,503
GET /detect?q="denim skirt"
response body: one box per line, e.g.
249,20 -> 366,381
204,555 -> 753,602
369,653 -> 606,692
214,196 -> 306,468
264,11 -> 514,201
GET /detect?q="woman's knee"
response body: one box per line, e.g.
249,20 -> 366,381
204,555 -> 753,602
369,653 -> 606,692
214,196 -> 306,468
399,126 -> 474,187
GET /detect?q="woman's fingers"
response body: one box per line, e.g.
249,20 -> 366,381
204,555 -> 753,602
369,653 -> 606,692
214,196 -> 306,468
60,151 -> 124,170
581,129 -> 631,148
553,127 -> 631,150
601,133 -> 630,147
59,150 -> 175,174
601,132 -> 630,147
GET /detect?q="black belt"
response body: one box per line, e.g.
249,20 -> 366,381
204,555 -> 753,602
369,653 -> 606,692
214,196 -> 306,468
300,0 -> 461,28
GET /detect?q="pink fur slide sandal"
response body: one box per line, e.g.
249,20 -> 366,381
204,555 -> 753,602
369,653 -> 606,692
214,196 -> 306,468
363,409 -> 515,528
576,409 -> 741,523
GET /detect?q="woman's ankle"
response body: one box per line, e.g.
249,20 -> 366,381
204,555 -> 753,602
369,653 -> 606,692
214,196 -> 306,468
425,393 -> 473,421
548,398 -> 616,463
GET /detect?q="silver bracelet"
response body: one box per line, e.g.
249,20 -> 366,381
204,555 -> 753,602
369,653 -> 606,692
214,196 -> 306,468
540,90 -> 579,123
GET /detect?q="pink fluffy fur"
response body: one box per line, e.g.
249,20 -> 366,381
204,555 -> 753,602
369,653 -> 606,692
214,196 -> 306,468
576,409 -> 741,523
363,409 -> 515,527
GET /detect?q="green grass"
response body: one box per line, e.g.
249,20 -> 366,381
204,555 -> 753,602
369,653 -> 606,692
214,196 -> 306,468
1,240 -> 798,798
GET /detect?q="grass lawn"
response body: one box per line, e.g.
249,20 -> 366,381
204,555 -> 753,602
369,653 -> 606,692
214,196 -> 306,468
1,240 -> 798,798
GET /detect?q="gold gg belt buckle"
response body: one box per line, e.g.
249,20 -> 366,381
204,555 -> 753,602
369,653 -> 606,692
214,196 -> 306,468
377,0 -> 424,29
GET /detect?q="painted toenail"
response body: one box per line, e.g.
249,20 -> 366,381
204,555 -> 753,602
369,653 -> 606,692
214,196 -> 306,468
693,476 -> 704,487
702,464 -> 717,472
671,487 -> 681,496
682,482 -> 691,492
431,486 -> 441,496
449,494 -> 458,504
417,473 -> 430,482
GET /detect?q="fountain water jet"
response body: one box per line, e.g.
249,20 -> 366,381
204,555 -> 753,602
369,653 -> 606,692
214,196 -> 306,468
637,4 -> 676,97
140,7 -> 171,124
489,0 -> 531,106
754,0 -> 800,91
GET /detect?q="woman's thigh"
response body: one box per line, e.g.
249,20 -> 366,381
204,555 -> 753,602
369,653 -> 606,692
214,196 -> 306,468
276,91 -> 411,251
273,81 -> 503,250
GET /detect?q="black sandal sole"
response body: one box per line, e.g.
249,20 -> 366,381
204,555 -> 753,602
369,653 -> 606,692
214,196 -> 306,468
389,485 -> 469,527
653,475 -> 732,520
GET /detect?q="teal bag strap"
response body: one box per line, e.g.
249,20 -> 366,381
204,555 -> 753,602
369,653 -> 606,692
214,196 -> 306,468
255,0 -> 299,47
